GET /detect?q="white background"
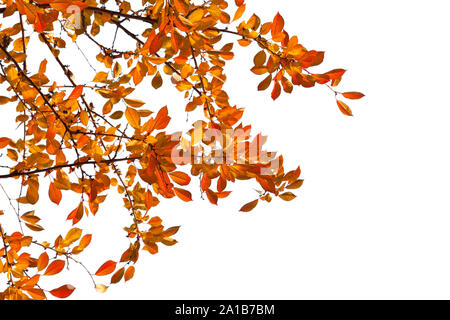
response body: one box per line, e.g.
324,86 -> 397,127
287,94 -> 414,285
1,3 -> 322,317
1,0 -> 450,300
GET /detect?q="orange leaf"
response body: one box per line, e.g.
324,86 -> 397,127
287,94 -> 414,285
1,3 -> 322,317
271,82 -> 281,100
337,100 -> 353,116
37,252 -> 49,272
125,107 -> 141,129
174,0 -> 189,15
34,13 -> 48,33
325,69 -> 346,80
49,285 -> 75,299
217,177 -> 227,193
169,171 -> 191,186
206,189 -> 218,205
279,192 -> 296,201
79,234 -> 92,248
124,266 -> 135,282
342,92 -> 365,100
240,199 -> 258,212
67,202 -> 84,225
174,188 -> 192,202
271,12 -> 285,37
95,260 -> 117,276
48,182 -> 62,205
154,106 -> 170,130
44,260 -> 65,276
233,4 -> 246,21
0,137 -> 11,148
68,85 -> 83,100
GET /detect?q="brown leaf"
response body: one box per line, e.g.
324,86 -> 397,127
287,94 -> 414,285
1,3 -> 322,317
110,267 -> 125,284
240,199 -> 259,212
279,192 -> 296,201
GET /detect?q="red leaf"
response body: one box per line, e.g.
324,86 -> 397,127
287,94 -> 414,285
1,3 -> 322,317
44,260 -> 65,276
95,260 -> 117,276
49,285 -> 75,299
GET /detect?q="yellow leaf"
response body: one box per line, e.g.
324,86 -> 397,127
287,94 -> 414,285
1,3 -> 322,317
64,228 -> 82,246
93,72 -> 108,83
95,284 -> 108,293
124,98 -> 145,108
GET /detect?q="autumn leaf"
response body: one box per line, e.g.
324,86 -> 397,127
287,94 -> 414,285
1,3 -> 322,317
342,92 -> 365,100
0,96 -> 10,105
124,266 -> 135,282
271,12 -> 285,37
95,260 -> 117,276
337,100 -> 353,116
48,182 -> 62,205
240,199 -> 259,212
271,82 -> 281,100
174,188 -> 193,202
50,285 -> 75,299
0,0 -> 362,300
124,98 -> 145,108
110,267 -> 125,284
95,284 -> 108,293
169,171 -> 191,186
233,4 -> 246,21
206,189 -> 218,205
125,107 -> 141,129
37,252 -> 49,272
279,192 -> 296,201
68,85 -> 83,100
0,137 -> 11,148
44,260 -> 65,276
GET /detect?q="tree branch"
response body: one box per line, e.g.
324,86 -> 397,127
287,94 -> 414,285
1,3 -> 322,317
0,157 -> 140,179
